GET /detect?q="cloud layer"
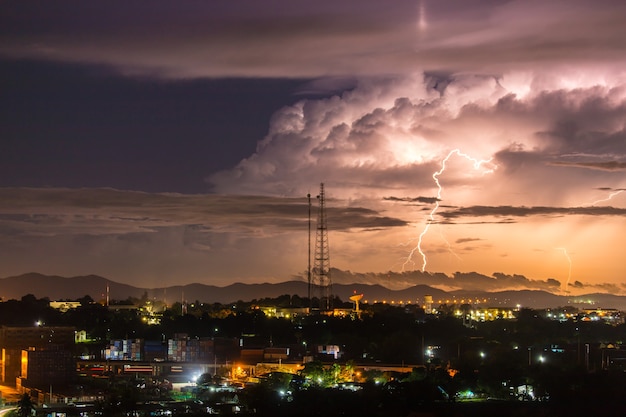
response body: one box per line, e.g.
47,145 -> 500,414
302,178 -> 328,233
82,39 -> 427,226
208,72 -> 626,207
3,1 -> 626,78
204,70 -> 626,289
0,188 -> 407,287
0,185 -> 620,295
1,0 -> 625,293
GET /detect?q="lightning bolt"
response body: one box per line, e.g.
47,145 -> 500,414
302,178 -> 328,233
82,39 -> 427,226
440,229 -> 462,262
402,149 -> 495,272
588,189 -> 624,206
555,247 -> 572,293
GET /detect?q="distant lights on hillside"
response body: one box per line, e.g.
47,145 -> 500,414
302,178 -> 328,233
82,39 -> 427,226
568,298 -> 597,305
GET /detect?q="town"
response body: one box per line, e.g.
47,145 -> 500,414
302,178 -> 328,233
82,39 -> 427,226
1,292 -> 625,416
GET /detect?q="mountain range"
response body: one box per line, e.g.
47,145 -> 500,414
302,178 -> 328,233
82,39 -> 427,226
1,272 -> 625,310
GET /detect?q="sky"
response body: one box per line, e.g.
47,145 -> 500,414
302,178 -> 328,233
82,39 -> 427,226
1,0 -> 626,295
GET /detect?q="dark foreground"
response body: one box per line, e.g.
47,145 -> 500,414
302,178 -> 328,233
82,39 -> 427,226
246,401 -> 624,417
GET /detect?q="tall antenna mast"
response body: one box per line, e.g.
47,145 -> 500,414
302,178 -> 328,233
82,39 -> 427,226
313,183 -> 332,311
307,193 -> 312,310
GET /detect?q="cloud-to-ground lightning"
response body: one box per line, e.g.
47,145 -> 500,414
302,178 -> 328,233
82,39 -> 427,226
402,149 -> 496,272
555,247 -> 573,293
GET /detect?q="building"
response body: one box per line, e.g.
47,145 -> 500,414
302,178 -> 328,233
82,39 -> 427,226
0,326 -> 76,387
17,346 -> 75,390
579,308 -> 623,324
258,306 -> 309,319
317,344 -> 341,360
49,301 -> 81,312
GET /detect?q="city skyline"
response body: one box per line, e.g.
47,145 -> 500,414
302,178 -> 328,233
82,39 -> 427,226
1,0 -> 625,293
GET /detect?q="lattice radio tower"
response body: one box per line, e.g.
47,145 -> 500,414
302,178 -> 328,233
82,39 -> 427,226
313,183 -> 332,311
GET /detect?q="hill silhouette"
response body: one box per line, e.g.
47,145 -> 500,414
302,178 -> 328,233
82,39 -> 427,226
1,272 -> 626,310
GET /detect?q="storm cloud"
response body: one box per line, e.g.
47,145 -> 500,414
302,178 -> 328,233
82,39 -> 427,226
1,0 -> 625,293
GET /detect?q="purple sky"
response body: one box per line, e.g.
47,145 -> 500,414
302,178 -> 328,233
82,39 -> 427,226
1,0 -> 625,295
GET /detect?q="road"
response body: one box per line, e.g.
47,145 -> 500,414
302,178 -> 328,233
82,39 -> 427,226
0,407 -> 16,416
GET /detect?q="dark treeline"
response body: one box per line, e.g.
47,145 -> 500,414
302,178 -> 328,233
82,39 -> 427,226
1,294 -> 623,362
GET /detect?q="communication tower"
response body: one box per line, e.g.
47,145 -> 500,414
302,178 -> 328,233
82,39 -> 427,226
313,183 -> 332,310
307,193 -> 312,309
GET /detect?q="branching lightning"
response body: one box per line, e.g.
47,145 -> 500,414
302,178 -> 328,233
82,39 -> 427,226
588,189 -> 625,206
402,149 -> 495,272
555,247 -> 572,293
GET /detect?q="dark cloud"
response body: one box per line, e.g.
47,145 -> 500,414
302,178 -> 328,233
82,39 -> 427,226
383,196 -> 440,204
456,237 -> 482,244
2,1 -> 626,78
0,187 -> 406,236
330,269 -> 563,292
441,205 -> 626,219
448,271 -> 561,292
546,278 -> 561,287
586,283 -> 624,294
491,272 -> 561,291
0,187 -> 412,286
550,161 -> 626,171
328,207 -> 407,229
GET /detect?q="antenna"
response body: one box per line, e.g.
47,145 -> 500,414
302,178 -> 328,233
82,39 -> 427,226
313,183 -> 332,311
349,292 -> 364,319
307,193 -> 312,310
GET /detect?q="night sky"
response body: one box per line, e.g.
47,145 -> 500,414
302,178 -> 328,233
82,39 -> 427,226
1,0 -> 625,294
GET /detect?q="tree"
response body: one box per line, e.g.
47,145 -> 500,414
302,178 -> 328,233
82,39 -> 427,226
77,294 -> 95,306
300,360 -> 326,386
16,393 -> 35,417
